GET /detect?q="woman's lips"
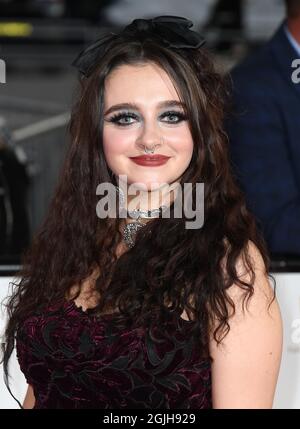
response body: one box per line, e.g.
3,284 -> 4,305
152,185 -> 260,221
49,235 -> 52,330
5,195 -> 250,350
129,155 -> 171,167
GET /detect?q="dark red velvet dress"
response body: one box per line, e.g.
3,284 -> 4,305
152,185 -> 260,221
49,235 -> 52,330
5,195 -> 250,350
16,298 -> 212,409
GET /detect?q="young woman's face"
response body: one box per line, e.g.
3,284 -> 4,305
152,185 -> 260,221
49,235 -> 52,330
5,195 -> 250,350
103,62 -> 194,191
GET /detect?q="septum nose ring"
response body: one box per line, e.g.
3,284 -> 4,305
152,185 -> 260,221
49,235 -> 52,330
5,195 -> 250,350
144,146 -> 156,154
143,137 -> 164,154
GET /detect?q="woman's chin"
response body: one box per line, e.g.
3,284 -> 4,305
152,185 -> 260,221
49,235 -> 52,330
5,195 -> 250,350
127,181 -> 170,193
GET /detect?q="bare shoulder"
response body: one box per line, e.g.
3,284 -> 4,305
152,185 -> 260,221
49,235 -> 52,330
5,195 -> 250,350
226,240 -> 275,312
210,240 -> 283,408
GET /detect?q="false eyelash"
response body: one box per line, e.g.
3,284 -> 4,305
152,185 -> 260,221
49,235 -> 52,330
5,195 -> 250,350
108,111 -> 138,122
107,110 -> 188,126
161,110 -> 188,121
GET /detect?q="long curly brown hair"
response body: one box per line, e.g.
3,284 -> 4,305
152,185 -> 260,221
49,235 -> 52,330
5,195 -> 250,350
1,30 -> 274,402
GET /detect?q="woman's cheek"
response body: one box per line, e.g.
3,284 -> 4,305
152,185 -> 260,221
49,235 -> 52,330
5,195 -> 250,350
103,128 -> 135,156
169,134 -> 194,157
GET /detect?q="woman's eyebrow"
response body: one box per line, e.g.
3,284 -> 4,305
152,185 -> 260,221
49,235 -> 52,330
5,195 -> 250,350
104,100 -> 186,116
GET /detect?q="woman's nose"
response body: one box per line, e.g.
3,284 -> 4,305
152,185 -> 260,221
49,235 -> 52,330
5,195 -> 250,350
135,124 -> 163,152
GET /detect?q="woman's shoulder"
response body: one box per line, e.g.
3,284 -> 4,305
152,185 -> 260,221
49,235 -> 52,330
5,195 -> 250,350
225,239 -> 273,301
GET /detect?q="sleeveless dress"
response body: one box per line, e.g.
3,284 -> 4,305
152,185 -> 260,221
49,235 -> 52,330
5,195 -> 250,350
16,299 -> 212,409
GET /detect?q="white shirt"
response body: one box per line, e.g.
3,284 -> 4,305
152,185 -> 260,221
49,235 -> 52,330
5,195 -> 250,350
285,25 -> 300,57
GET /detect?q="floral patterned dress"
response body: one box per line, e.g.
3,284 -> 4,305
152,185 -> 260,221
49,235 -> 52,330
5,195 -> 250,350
16,298 -> 212,409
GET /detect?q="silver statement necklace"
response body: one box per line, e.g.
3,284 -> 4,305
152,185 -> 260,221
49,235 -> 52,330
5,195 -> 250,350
123,206 -> 167,249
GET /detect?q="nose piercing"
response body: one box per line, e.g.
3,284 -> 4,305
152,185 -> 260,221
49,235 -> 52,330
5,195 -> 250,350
144,146 -> 156,154
143,137 -> 164,154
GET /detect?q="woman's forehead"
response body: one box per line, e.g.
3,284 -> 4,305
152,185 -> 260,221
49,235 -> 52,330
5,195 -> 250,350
104,63 -> 180,106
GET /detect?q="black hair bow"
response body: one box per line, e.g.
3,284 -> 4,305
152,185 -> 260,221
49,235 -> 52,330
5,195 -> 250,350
72,15 -> 205,77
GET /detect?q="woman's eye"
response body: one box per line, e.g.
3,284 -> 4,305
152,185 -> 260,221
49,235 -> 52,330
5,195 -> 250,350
107,112 -> 138,126
160,111 -> 187,123
106,110 -> 187,127
118,117 -> 134,125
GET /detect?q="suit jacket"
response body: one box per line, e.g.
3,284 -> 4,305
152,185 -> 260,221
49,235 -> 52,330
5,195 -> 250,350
227,21 -> 300,255
0,145 -> 30,256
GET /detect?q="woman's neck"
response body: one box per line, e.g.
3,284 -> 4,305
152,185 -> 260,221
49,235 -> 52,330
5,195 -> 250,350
124,182 -> 179,214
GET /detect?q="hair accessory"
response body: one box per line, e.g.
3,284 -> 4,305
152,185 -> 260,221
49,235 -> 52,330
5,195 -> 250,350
72,15 -> 206,77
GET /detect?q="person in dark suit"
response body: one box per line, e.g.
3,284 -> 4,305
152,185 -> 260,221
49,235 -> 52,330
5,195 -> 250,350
0,119 -> 31,257
226,0 -> 300,256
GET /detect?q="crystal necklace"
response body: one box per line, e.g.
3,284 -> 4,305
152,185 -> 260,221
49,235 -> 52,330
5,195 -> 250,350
122,205 -> 167,249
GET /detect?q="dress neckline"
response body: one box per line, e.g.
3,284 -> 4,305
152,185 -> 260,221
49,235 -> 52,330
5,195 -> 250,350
64,298 -> 194,327
65,298 -> 116,318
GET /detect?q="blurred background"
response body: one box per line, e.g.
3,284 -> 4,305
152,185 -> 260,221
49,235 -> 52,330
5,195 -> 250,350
1,0 -> 300,410
0,0 -> 294,272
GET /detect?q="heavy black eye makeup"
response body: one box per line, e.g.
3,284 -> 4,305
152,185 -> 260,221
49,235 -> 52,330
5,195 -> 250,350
105,110 -> 188,127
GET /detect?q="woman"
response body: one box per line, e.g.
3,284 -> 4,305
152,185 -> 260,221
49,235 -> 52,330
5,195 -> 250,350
1,16 -> 282,409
